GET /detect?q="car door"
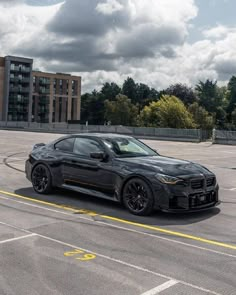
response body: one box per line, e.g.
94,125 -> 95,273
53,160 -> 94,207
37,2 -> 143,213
62,137 -> 115,196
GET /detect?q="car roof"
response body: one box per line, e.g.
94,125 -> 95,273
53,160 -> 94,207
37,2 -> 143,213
54,133 -> 133,143
72,133 -> 133,139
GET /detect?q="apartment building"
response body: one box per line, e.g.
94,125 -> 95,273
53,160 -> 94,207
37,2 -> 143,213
0,57 -> 5,121
0,55 -> 81,123
0,56 -> 33,122
32,71 -> 81,123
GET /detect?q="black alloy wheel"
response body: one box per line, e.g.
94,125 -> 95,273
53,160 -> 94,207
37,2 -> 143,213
32,164 -> 52,194
123,178 -> 154,216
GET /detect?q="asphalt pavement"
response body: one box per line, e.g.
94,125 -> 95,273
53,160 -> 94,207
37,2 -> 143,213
0,130 -> 236,295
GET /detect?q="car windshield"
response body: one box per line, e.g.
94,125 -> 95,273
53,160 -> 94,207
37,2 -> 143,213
102,137 -> 158,158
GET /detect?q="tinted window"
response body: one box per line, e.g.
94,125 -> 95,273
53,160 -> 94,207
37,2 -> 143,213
55,138 -> 75,152
102,137 -> 157,158
73,138 -> 103,157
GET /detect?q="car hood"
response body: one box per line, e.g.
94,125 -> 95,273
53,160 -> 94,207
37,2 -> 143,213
117,156 -> 212,177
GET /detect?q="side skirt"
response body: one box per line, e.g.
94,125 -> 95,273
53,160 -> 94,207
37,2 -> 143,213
61,184 -> 118,202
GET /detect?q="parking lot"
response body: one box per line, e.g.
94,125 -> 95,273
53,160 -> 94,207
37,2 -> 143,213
0,130 -> 236,295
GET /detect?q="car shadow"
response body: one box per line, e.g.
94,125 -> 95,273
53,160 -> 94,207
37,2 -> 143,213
14,187 -> 221,227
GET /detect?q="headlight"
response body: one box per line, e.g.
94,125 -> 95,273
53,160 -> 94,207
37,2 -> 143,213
156,174 -> 183,185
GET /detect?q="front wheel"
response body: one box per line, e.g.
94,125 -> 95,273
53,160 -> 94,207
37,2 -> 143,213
122,178 -> 154,216
31,164 -> 52,194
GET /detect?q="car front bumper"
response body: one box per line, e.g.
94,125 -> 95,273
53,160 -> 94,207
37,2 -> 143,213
153,178 -> 220,213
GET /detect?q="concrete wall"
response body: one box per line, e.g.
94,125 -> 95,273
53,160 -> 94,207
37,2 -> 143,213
0,122 -> 203,142
213,129 -> 236,145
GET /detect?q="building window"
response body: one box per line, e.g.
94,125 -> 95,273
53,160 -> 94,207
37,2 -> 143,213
66,80 -> 69,95
59,97 -> 62,122
53,79 -> 56,94
72,80 -> 77,96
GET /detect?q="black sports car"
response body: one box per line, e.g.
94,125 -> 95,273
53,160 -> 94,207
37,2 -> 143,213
25,133 -> 220,215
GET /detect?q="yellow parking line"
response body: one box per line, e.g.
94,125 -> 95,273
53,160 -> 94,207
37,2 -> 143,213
0,189 -> 236,251
0,190 -> 78,213
100,215 -> 236,250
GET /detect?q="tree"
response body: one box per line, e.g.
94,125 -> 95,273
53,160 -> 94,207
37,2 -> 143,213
163,83 -> 197,105
100,82 -> 121,100
136,83 -> 159,108
188,102 -> 214,130
195,80 -> 219,112
226,76 -> 236,115
122,77 -> 137,102
139,95 -> 196,128
136,83 -> 151,107
104,94 -> 138,126
80,91 -> 105,124
215,106 -> 227,128
232,108 -> 236,127
138,101 -> 160,127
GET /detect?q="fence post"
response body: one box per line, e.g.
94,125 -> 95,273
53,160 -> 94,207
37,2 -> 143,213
198,129 -> 202,142
212,128 -> 216,144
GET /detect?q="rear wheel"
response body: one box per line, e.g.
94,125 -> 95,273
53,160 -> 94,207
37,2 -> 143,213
122,178 -> 154,216
32,164 -> 52,194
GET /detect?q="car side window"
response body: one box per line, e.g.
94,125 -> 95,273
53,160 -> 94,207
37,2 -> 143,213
73,138 -> 104,157
55,138 -> 75,152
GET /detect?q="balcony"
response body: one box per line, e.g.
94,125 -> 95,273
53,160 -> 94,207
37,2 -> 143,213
10,77 -> 19,83
19,67 -> 30,73
10,87 -> 30,93
39,88 -> 50,95
39,79 -> 51,85
21,77 -> 30,83
8,104 -> 28,112
10,67 -> 30,73
9,95 -> 29,104
38,98 -> 50,105
38,107 -> 49,114
10,77 -> 30,84
10,67 -> 19,72
9,96 -> 18,102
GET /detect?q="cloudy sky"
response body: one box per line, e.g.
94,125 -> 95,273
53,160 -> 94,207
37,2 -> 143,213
0,0 -> 235,92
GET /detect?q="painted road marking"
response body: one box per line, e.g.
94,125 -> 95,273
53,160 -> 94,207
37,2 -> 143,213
0,218 -> 223,295
141,280 -> 178,295
1,194 -> 236,259
99,215 -> 236,251
36,233 -> 222,295
0,190 -> 236,253
0,233 -> 36,245
64,248 -> 96,261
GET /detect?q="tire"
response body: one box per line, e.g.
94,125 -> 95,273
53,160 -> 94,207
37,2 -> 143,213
122,178 -> 154,216
31,164 -> 53,194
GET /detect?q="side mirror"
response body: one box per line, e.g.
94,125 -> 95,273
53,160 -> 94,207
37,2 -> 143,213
33,143 -> 45,150
90,152 -> 108,161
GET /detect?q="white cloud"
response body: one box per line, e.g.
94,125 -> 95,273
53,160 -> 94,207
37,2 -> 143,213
128,0 -> 197,24
202,25 -> 236,39
0,2 -> 62,55
1,0 -> 236,93
96,0 -> 124,15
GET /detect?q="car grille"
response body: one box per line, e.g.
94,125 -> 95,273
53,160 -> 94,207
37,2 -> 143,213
206,177 -> 215,187
191,179 -> 204,189
189,192 -> 216,208
190,176 -> 215,190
